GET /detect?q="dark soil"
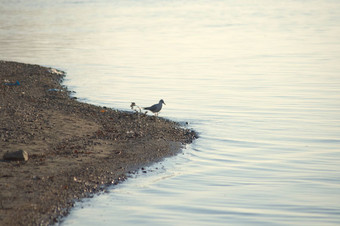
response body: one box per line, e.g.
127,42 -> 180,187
0,61 -> 197,225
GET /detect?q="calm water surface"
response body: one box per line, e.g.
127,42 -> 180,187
1,0 -> 340,225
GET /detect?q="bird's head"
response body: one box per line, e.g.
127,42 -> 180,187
160,99 -> 166,105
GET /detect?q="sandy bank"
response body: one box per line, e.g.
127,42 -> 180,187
0,61 -> 197,225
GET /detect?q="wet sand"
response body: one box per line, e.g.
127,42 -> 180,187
0,61 -> 197,225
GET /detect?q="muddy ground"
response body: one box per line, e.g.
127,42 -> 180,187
0,61 -> 197,225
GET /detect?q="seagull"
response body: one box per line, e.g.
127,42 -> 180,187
143,99 -> 166,116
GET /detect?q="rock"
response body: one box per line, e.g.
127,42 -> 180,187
3,150 -> 29,161
32,175 -> 41,180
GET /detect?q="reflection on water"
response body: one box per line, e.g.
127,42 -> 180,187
1,0 -> 340,225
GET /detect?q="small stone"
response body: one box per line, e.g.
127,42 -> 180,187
3,150 -> 29,161
32,175 -> 41,180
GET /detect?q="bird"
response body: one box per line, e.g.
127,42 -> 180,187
143,99 -> 166,116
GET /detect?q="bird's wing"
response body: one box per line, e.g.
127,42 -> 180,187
144,104 -> 158,111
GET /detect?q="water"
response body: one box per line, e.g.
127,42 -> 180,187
1,0 -> 340,225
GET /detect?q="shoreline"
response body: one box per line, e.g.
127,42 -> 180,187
0,61 -> 197,225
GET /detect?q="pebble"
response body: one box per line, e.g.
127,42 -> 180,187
3,149 -> 29,161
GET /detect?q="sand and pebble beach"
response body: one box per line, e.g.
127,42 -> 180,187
0,61 -> 197,225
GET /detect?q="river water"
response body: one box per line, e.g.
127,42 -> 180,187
1,0 -> 340,225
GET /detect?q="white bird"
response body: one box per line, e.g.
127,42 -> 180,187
143,99 -> 166,116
